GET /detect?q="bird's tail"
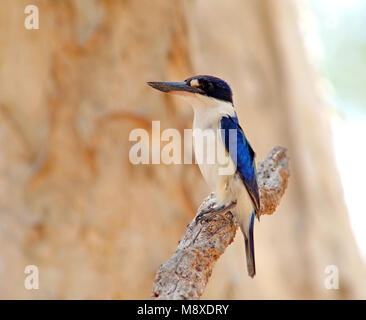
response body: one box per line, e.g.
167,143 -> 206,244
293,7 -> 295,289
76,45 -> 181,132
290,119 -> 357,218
241,211 -> 256,278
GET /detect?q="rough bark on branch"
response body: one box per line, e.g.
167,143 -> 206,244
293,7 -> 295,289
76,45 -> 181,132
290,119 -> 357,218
151,146 -> 290,300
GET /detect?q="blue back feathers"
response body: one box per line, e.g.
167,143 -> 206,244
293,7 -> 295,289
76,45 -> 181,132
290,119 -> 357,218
220,116 -> 260,212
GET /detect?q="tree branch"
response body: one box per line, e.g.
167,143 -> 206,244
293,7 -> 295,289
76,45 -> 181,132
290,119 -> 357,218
151,146 -> 290,300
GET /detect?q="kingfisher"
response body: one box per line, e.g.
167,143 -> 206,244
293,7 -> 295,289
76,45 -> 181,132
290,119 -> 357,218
147,75 -> 260,278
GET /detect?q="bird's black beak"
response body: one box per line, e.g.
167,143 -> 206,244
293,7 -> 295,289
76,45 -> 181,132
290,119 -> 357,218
147,81 -> 203,94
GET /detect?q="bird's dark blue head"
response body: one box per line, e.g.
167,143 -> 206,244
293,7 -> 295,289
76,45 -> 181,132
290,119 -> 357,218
147,75 -> 233,104
184,75 -> 233,103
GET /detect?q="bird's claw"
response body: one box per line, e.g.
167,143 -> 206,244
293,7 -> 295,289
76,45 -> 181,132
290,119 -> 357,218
195,201 -> 237,224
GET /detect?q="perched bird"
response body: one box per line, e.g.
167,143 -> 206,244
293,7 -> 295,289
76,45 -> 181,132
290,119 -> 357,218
147,75 -> 260,278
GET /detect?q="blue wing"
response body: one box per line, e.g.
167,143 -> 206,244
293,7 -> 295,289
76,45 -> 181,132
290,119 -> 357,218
220,115 -> 260,213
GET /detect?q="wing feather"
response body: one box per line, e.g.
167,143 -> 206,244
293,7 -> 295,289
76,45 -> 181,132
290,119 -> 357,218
220,116 -> 260,213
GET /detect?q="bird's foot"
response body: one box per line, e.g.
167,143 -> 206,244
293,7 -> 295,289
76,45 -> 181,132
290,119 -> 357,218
195,201 -> 237,224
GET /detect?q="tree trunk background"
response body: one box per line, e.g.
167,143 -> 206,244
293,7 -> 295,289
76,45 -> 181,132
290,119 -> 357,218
0,0 -> 364,299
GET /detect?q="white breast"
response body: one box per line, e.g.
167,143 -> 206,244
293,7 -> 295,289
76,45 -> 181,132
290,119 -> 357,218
190,95 -> 238,203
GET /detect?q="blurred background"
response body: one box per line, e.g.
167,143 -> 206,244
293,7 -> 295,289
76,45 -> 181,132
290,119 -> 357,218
0,0 -> 365,299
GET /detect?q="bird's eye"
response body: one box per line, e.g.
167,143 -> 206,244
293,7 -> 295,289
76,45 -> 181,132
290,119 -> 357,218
206,82 -> 214,90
